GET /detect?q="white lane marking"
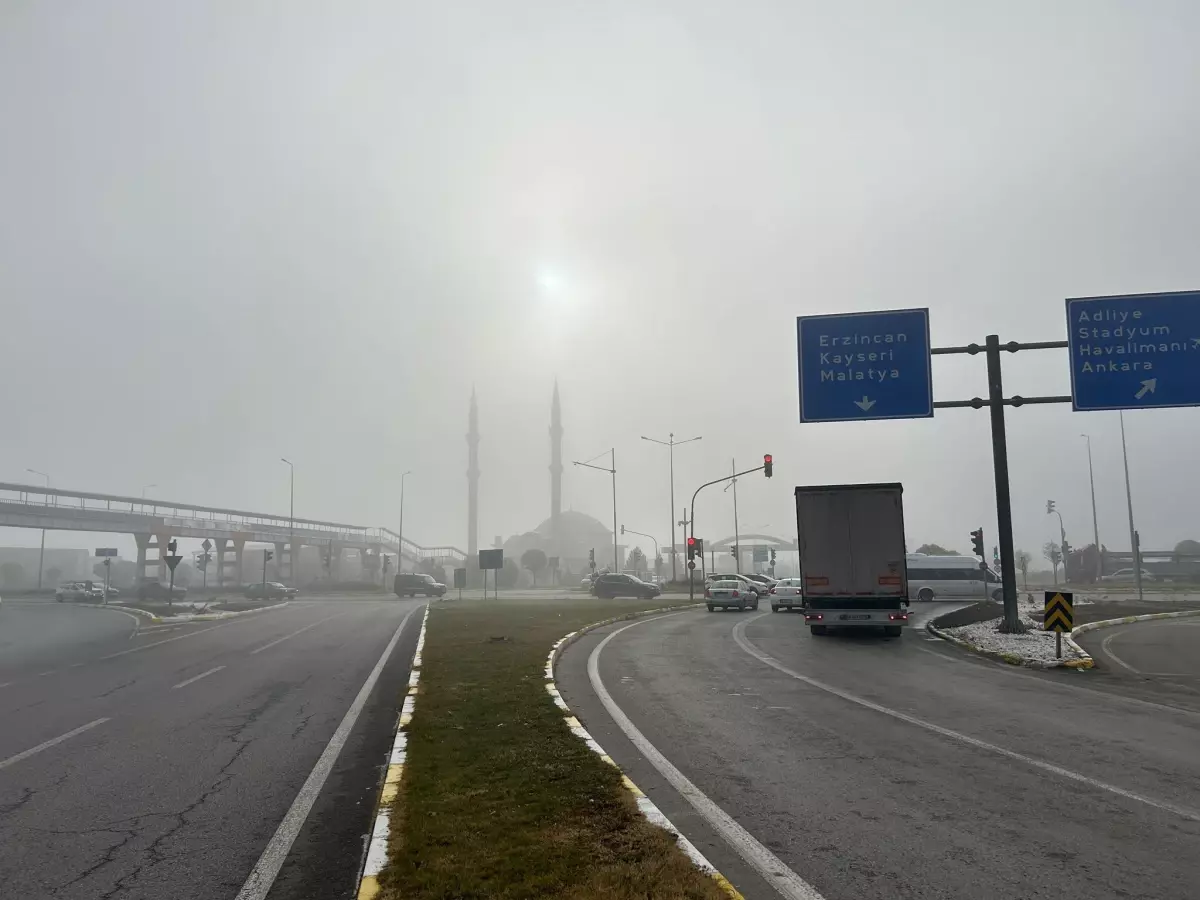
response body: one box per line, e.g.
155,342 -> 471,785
100,623 -> 230,660
1100,630 -> 1142,674
732,615 -> 1200,824
248,613 -> 345,655
234,604 -> 420,900
591,616 -> 826,900
172,666 -> 226,690
0,718 -> 111,771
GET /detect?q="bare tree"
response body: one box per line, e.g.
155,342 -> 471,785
1014,550 -> 1031,589
1042,542 -> 1062,585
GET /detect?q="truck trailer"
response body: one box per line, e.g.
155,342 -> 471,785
795,482 -> 911,637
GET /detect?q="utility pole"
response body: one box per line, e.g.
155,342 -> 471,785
281,458 -> 295,586
1119,412 -> 1143,602
642,433 -> 702,584
1081,433 -> 1102,579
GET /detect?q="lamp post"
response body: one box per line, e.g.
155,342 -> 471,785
574,449 -> 618,572
398,470 -> 411,574
641,433 -> 702,583
281,458 -> 294,586
27,468 -> 49,591
1080,434 -> 1102,579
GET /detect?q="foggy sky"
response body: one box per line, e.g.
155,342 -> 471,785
3,1 -> 1199,565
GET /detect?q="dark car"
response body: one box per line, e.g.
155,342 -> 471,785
590,573 -> 662,600
136,579 -> 188,601
394,572 -> 447,598
245,582 -> 299,600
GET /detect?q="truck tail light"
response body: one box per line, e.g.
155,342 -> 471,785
889,613 -> 908,621
804,612 -> 823,621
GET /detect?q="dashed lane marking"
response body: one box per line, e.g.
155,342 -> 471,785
248,613 -> 347,655
732,613 -> 1200,825
0,718 -> 111,771
172,666 -> 226,690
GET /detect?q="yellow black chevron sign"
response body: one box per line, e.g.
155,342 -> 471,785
1044,591 -> 1074,632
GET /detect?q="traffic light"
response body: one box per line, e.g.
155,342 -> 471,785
168,539 -> 177,554
589,548 -> 596,565
770,548 -> 777,563
970,529 -> 984,558
264,550 -> 274,562
620,525 -> 625,535
763,454 -> 773,478
686,537 -> 696,560
1046,500 -> 1056,514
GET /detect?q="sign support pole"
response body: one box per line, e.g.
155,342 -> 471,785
985,335 -> 1020,633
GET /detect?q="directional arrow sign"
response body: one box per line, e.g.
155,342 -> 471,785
1043,591 -> 1074,633
797,308 -> 933,423
1067,290 -> 1200,411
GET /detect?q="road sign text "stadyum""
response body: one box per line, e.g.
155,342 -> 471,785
1067,290 -> 1200,412
797,308 -> 933,423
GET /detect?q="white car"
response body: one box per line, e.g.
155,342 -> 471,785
705,573 -> 764,598
769,576 -> 805,612
55,582 -> 92,602
1099,568 -> 1155,583
706,578 -> 759,612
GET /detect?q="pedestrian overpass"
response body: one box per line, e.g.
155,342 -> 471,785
0,481 -> 465,586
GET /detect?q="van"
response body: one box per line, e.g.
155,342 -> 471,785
906,554 -> 1003,602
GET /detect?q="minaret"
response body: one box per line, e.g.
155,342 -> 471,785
467,388 -> 480,564
550,381 -> 563,546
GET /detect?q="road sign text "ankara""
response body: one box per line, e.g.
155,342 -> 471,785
1067,290 -> 1200,412
797,308 -> 933,423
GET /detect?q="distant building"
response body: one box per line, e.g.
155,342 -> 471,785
0,547 -> 93,589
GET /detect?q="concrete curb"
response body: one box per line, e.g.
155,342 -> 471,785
925,617 -> 1095,670
547,604 -> 744,900
355,604 -> 428,900
106,600 -> 290,625
1073,607 -> 1200,636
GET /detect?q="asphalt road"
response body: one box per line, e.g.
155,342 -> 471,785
556,604 -> 1200,900
1078,615 -> 1200,686
0,595 -> 423,900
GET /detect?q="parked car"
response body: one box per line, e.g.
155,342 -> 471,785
746,574 -> 778,594
136,579 -> 188,601
706,578 -> 759,612
55,582 -> 93,602
1099,568 -> 1156,583
590,573 -> 661,600
769,576 -> 805,612
245,582 -> 299,600
394,572 -> 447,598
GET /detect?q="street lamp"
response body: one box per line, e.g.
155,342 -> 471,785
574,449 -> 618,572
398,470 -> 411,574
1046,499 -> 1067,581
641,433 -> 702,583
620,525 -> 659,578
26,468 -> 49,591
1080,434 -> 1101,579
281,458 -> 294,586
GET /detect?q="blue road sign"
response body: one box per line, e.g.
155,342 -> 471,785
1066,290 -> 1200,412
797,308 -> 933,423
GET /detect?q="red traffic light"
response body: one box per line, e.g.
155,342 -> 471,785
763,454 -> 773,478
686,536 -> 696,560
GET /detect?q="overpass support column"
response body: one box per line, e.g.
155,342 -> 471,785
289,540 -> 302,586
331,543 -> 344,582
233,536 -> 246,586
156,532 -> 173,582
274,542 -> 286,582
214,539 -> 228,588
134,533 -> 151,584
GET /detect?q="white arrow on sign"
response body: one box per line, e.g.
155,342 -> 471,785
1135,378 -> 1157,400
854,396 -> 876,412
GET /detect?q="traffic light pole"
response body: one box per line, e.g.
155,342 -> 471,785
689,462 -> 769,603
932,336 -> 1070,632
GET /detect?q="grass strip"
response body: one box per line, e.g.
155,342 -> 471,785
378,595 -> 727,900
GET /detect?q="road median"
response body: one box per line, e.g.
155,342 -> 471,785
368,595 -> 731,900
